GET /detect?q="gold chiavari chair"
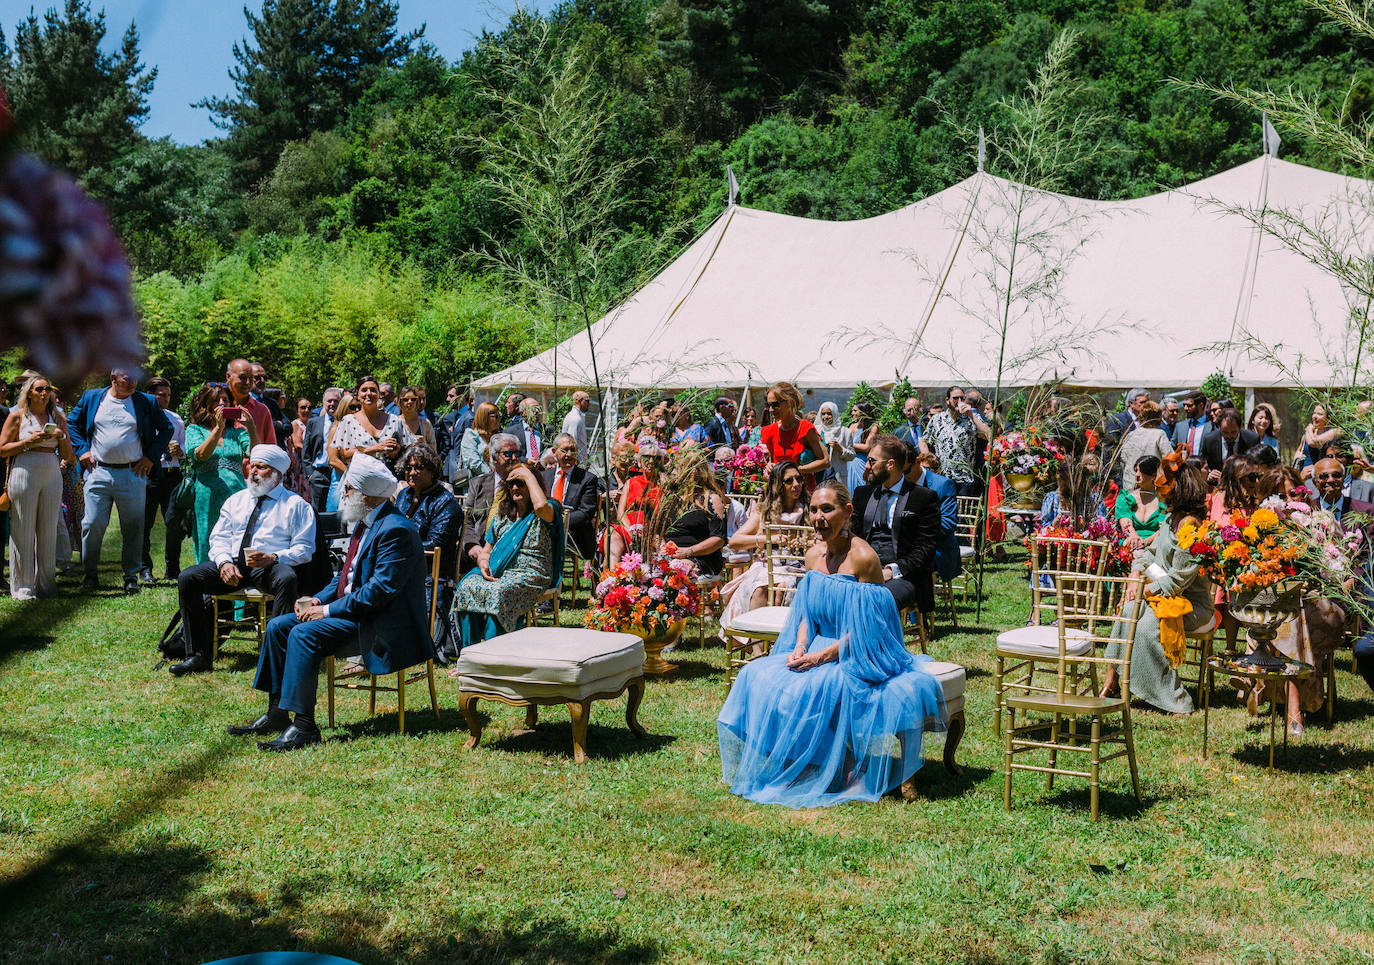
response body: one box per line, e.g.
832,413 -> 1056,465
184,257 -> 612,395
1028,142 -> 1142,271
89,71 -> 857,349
721,522 -> 814,691
1003,572 -> 1147,821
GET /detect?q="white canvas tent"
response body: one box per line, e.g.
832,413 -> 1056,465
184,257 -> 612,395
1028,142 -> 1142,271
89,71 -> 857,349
476,156 -> 1374,395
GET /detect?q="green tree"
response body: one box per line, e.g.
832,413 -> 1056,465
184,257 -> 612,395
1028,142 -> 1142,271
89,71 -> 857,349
199,0 -> 422,186
0,0 -> 155,180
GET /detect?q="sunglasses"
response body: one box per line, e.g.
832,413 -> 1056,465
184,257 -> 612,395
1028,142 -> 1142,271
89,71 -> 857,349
765,401 -> 784,410
949,395 -> 965,402
348,403 -> 361,411
1244,473 -> 1262,482
494,450 -> 520,460
404,464 -> 426,475
1316,472 -> 1344,480
32,385 -> 51,393
400,396 -> 418,404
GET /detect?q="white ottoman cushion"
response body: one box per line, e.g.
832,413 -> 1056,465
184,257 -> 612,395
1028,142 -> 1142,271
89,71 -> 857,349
457,628 -> 644,701
959,545 -> 975,559
1186,612 -> 1218,636
923,660 -> 967,718
996,624 -> 1093,657
723,605 -> 790,636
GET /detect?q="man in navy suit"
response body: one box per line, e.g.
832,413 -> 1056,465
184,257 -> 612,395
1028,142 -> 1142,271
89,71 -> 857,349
903,443 -> 961,586
229,453 -> 433,751
508,398 -> 544,461
1172,390 -> 1209,454
850,434 -> 941,613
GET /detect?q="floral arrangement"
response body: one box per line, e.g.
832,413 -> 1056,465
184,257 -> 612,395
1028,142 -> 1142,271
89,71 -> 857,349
1030,515 -> 1133,576
988,426 -> 1065,485
727,444 -> 770,494
585,544 -> 711,635
1177,503 -> 1302,592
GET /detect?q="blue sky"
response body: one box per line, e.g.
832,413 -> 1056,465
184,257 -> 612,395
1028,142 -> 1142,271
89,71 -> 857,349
0,1 -> 522,144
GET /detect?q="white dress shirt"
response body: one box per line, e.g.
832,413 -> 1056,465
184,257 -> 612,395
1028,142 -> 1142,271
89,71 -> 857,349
562,406 -> 588,462
208,483 -> 316,568
161,410 -> 186,469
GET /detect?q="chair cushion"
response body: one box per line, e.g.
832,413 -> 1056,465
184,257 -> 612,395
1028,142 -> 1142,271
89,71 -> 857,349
995,624 -> 1093,657
959,545 -> 975,559
456,628 -> 644,687
459,667 -> 641,702
923,659 -> 967,718
1186,613 -> 1219,637
723,605 -> 790,636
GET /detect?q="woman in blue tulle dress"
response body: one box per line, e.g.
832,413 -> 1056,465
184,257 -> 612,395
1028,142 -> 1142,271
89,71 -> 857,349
718,479 -> 946,808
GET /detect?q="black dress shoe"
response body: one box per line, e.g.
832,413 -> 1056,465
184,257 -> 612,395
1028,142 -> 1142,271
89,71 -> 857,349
123,577 -> 140,595
169,653 -> 212,676
258,722 -> 321,752
80,575 -> 99,594
227,708 -> 291,736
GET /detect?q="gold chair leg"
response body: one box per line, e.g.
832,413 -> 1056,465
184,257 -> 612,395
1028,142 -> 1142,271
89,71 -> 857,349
1123,705 -> 1141,802
427,661 -> 440,721
567,699 -> 590,764
1089,716 -> 1102,822
397,670 -> 406,735
1003,704 -> 1015,811
1046,714 -> 1060,790
994,656 -> 1004,737
326,656 -> 336,728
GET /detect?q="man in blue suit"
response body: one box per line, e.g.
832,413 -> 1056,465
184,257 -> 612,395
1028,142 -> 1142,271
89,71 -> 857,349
903,442 -> 961,585
229,453 -> 434,751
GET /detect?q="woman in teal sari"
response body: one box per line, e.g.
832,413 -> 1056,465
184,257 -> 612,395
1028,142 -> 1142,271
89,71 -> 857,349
451,463 -> 565,650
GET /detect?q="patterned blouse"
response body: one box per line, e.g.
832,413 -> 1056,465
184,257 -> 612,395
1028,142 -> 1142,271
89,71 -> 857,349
925,410 -> 978,484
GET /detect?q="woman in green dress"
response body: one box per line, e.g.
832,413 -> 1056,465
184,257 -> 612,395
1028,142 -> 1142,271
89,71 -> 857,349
184,383 -> 258,563
451,462 -> 564,651
1100,457 -> 1212,714
1114,454 -> 1168,550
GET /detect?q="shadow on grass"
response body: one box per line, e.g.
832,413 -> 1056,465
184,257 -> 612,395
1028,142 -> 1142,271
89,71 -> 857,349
0,836 -> 662,963
0,592 -> 101,666
486,721 -> 677,762
651,658 -> 721,682
911,764 -> 994,801
1032,785 -> 1162,820
332,707 -> 471,742
1231,740 -> 1374,773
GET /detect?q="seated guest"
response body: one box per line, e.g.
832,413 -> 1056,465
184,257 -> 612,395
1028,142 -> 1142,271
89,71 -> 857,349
850,434 -> 940,616
228,453 -> 431,751
460,432 -> 521,573
658,454 -> 729,576
1100,454 -> 1212,714
717,478 -> 946,807
1209,453 -> 1258,651
905,445 -> 961,587
508,398 -> 544,460
1199,408 -> 1259,479
606,439 -> 640,506
451,462 -> 563,650
172,446 -> 316,676
723,461 -> 808,620
396,442 -> 461,662
543,433 -> 601,560
1039,454 -> 1105,527
1301,403 -> 1342,468
1114,455 -> 1166,550
672,405 -> 709,448
606,441 -> 664,569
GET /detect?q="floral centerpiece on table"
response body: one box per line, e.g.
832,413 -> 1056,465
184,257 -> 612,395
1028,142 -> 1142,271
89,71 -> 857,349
988,426 -> 1065,487
728,444 -> 770,495
585,545 -> 709,636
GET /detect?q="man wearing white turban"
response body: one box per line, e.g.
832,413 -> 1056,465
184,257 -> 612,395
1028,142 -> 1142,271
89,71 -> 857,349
232,452 -> 433,751
170,445 -> 316,676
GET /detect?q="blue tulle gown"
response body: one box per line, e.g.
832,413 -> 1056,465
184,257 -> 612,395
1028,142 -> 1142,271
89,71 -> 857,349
717,571 -> 946,808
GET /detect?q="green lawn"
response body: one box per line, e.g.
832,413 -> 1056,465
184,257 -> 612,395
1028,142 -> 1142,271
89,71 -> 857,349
3,523 -> 1374,964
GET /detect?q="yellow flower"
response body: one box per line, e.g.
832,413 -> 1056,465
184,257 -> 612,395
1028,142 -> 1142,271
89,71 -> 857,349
1177,523 -> 1197,549
1222,542 -> 1249,561
1242,525 -> 1259,541
1251,508 -> 1279,530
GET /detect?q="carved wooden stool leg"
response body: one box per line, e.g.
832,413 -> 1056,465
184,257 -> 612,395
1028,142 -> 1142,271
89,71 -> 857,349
567,699 -> 590,763
525,705 -> 539,729
625,677 -> 647,738
459,693 -> 482,750
943,710 -> 965,776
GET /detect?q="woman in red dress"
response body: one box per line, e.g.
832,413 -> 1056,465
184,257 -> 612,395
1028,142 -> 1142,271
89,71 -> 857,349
604,440 -> 664,568
759,381 -> 829,488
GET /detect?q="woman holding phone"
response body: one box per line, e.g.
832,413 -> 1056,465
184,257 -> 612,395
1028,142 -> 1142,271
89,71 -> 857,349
185,383 -> 258,563
0,373 -> 76,599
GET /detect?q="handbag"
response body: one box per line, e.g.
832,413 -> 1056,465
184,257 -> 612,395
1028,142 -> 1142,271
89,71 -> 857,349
0,457 -> 10,512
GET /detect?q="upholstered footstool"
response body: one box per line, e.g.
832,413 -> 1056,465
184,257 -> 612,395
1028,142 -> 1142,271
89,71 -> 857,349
456,628 -> 647,763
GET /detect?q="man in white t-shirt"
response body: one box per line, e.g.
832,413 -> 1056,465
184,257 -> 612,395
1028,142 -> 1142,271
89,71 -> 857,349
140,377 -> 187,583
561,391 -> 590,463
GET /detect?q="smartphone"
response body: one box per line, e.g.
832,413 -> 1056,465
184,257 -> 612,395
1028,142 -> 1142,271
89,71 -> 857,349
221,405 -> 242,423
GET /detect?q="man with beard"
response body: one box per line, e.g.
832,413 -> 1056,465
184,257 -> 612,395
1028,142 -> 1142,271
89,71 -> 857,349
231,453 -> 432,751
170,446 -> 316,676
850,434 -> 941,615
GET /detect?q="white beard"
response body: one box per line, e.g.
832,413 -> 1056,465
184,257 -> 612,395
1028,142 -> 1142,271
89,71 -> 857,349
246,472 -> 280,498
339,489 -> 370,525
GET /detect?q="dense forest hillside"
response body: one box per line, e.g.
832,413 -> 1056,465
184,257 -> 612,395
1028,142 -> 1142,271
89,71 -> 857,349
4,0 -> 1370,398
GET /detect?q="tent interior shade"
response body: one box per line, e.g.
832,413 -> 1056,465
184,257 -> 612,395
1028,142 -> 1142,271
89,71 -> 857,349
477,157 -> 1374,393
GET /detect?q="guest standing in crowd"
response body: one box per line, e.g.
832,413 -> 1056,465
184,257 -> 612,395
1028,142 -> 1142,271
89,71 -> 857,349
717,478 -> 945,808
543,433 -> 601,561
740,406 -> 762,446
1105,388 -> 1150,452
1302,403 -> 1341,468
850,434 -> 940,616
456,401 -> 501,479
637,402 -> 672,450
0,374 -> 76,599
759,382 -> 829,488
1247,403 -> 1281,455
706,397 -> 740,449
68,369 -> 173,594
438,385 -> 471,465
250,363 -> 291,443
1117,400 -> 1172,481
1200,408 -> 1259,480
184,384 -> 257,564
659,454 -> 730,576
225,359 -> 277,447
605,439 -> 640,507
509,398 -> 544,460
301,387 -> 341,511
1161,397 -> 1181,440
171,446 -> 316,676
1100,455 -> 1212,714
561,390 -> 591,463
397,385 -> 436,452
396,442 -> 461,663
845,402 -> 879,494
816,402 -> 851,483
672,405 -> 709,448
1174,390 -> 1209,454
922,386 -> 989,497
894,397 -> 923,450
139,377 -> 187,584
230,453 -> 430,751
329,377 -> 403,476
1114,455 -> 1166,550
452,461 -> 563,650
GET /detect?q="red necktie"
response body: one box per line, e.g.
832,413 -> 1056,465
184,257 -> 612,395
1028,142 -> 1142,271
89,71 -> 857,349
529,429 -> 540,460
337,522 -> 367,594
553,470 -> 566,501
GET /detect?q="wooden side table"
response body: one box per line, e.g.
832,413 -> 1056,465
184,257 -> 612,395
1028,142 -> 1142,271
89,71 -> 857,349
1201,654 -> 1316,771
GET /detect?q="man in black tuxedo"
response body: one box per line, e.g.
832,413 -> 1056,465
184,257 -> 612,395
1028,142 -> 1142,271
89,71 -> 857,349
850,434 -> 941,615
301,388 -> 341,511
1199,408 -> 1260,479
543,433 -> 600,560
